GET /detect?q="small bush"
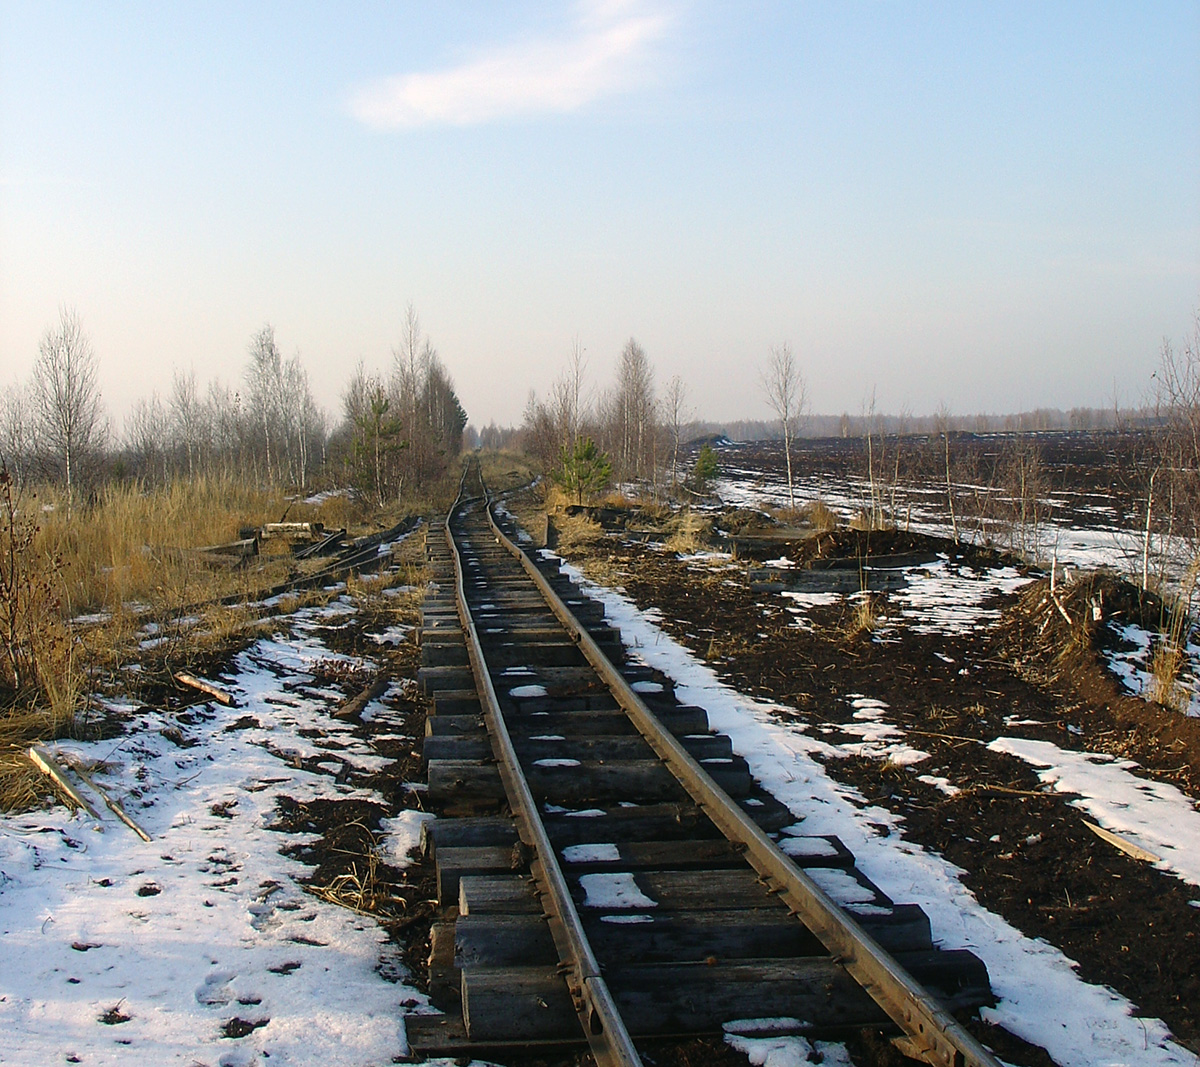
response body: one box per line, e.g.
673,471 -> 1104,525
553,437 -> 612,506
691,444 -> 719,490
843,592 -> 885,637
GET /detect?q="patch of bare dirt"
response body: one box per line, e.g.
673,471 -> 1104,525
564,533 -> 1200,1056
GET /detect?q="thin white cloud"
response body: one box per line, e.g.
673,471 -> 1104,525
349,1 -> 672,129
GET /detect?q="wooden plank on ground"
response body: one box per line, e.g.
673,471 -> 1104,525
1082,819 -> 1162,864
71,763 -> 152,841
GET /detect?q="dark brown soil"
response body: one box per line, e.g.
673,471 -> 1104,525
565,531 -> 1200,1057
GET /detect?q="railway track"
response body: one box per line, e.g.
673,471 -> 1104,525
408,462 -> 1003,1067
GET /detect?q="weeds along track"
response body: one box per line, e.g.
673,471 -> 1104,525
410,461 -> 1003,1067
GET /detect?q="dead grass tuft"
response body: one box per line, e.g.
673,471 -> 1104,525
600,490 -> 642,510
553,512 -> 604,552
843,592 -> 885,637
848,509 -> 893,532
799,500 -> 839,533
664,510 -> 712,554
1148,560 -> 1199,712
542,485 -> 574,512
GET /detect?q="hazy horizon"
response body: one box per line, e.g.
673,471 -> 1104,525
3,3 -> 1198,431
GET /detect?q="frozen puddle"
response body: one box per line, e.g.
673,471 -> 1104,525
0,609 -> 425,1065
989,736 -> 1200,888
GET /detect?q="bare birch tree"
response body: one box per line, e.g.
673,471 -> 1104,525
761,343 -> 806,510
612,338 -> 655,484
934,403 -> 959,542
245,325 -> 284,483
663,374 -> 689,489
125,393 -> 170,484
32,307 -> 106,502
551,339 -> 588,455
170,368 -> 203,478
0,385 -> 31,486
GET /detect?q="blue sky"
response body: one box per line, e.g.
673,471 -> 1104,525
2,1 -> 1198,428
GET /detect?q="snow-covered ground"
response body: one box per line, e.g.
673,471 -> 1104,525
1104,621 -> 1200,718
554,553 -> 1199,1067
0,595 -> 443,1067
716,454 -> 1200,715
714,461 -> 1142,574
989,737 -> 1200,891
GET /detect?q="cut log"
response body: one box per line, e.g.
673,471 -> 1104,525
333,673 -> 390,721
174,672 -> 236,706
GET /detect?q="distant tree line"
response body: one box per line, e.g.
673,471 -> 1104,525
688,405 -> 1140,443
0,304 -> 467,504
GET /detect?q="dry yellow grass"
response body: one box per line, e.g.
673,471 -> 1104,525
477,450 -> 538,494
1147,558 -> 1200,712
843,592 -> 884,637
0,466 -> 448,813
1,477 -> 375,809
30,477 -> 287,616
542,484 -> 574,511
553,512 -> 604,551
799,500 -> 839,533
599,490 -> 641,509
664,510 -> 712,554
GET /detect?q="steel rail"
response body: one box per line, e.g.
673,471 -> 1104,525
443,477 -> 644,1067
483,489 -> 1003,1067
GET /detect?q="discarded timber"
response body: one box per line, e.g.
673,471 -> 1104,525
159,538 -> 258,569
174,672 -> 236,706
294,527 -> 346,559
749,566 -> 911,594
1082,818 -> 1162,864
261,521 -> 325,540
70,762 -> 152,841
28,746 -> 103,821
